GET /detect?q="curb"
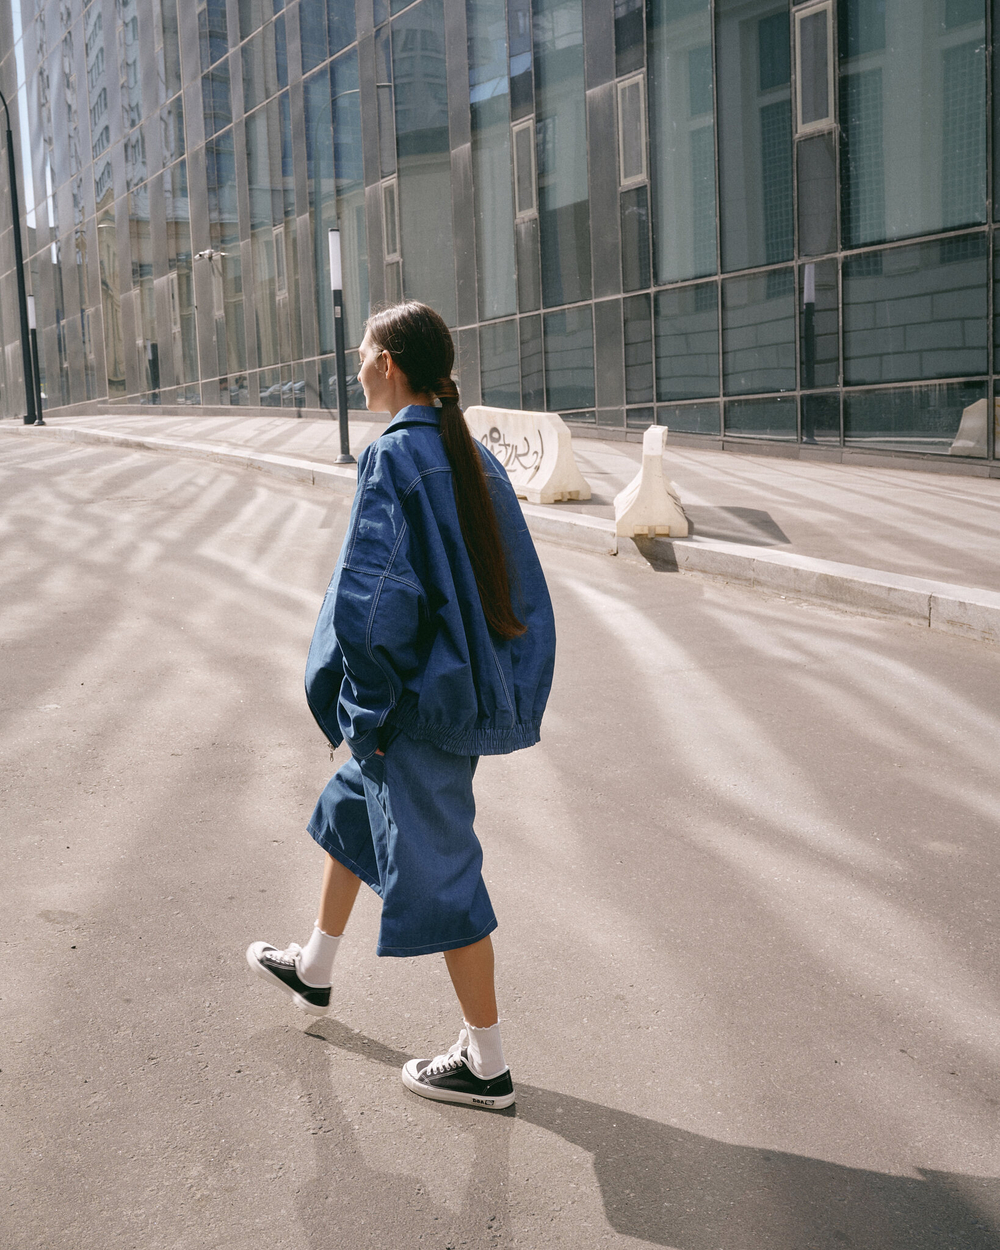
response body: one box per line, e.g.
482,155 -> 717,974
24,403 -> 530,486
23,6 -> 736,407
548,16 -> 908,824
5,421 -> 999,646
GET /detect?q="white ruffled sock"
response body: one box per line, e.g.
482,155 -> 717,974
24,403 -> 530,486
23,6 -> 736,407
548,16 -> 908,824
297,922 -> 341,987
464,1020 -> 507,1079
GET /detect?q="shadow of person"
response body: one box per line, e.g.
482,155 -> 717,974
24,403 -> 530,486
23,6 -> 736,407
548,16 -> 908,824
298,1021 -> 1000,1250
246,1019 -> 514,1250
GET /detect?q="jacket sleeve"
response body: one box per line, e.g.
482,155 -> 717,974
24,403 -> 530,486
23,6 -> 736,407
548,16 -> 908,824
328,453 -> 426,760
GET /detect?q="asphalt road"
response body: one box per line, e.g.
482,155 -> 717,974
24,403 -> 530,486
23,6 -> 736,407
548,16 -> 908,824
2,437 -> 999,1250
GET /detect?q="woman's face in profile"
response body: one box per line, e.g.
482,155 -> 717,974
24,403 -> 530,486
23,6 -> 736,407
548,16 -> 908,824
358,331 -> 389,413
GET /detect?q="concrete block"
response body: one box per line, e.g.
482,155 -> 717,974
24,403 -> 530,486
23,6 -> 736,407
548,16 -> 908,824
614,424 -> 689,538
749,557 -> 932,621
930,590 -> 1000,645
671,542 -> 754,583
464,404 -> 592,504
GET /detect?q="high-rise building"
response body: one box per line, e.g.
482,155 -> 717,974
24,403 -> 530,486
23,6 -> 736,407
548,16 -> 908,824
0,0 -> 996,470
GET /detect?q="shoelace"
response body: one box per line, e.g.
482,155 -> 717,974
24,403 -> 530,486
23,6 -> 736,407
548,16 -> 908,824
267,943 -> 302,968
424,1028 -> 471,1077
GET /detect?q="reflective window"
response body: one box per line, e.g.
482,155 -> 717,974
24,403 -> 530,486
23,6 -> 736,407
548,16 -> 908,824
480,319 -> 521,407
332,51 -> 368,348
206,129 -> 246,374
839,0 -> 986,248
520,313 -> 545,408
198,0 -> 229,71
543,305 -> 595,410
97,207 -> 126,395
300,0 -> 329,74
717,0 -> 794,272
392,0 -> 457,325
615,0 -> 644,76
654,283 -> 719,401
468,0 -> 517,320
801,392 -> 840,442
508,0 -> 533,119
724,395 -> 797,438
844,381 -> 988,456
722,269 -> 796,394
621,184 -> 651,292
533,0 -> 591,306
648,0 -> 716,283
797,131 -> 836,257
799,258 -> 838,389
843,236 -> 987,386
657,402 -> 721,436
203,63 -> 232,136
623,293 -> 654,405
164,161 -> 198,389
329,0 -> 357,55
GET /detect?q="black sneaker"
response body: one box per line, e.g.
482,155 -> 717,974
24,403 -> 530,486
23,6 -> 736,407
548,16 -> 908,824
402,1036 -> 515,1109
245,941 -> 331,1016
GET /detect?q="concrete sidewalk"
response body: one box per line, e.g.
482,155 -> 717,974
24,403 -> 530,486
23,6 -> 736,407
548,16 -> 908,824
4,410 -> 1000,644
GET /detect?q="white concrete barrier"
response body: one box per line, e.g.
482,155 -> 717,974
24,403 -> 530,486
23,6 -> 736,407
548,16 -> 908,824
613,425 -> 689,537
464,405 -> 591,504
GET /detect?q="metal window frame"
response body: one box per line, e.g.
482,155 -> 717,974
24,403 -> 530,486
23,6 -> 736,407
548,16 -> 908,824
794,0 -> 835,136
617,71 -> 648,187
381,176 -> 400,260
511,117 -> 537,219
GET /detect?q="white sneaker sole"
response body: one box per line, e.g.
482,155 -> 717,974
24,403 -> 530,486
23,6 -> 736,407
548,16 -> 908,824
245,943 -> 330,1016
401,1060 -> 515,1109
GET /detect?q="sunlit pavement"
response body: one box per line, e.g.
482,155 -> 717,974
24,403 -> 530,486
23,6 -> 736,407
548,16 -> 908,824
2,436 -> 999,1250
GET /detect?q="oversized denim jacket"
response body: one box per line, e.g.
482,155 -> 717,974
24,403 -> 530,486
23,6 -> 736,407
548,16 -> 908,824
305,405 -> 556,760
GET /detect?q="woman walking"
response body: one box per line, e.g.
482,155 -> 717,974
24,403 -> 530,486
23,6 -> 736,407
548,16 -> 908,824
247,301 -> 556,1110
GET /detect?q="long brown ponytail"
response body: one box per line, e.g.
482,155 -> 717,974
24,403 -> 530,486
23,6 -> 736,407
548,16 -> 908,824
366,301 -> 526,640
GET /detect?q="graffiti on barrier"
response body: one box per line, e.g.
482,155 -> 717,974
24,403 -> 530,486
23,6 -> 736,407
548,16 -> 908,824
478,425 -> 544,479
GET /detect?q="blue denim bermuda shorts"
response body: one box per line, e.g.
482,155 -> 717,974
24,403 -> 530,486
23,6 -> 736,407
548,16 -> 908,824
307,730 -> 498,957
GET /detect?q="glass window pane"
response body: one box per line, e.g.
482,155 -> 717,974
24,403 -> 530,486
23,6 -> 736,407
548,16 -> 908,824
796,131 -> 836,256
300,0 -> 329,74
274,15 -> 287,89
533,0 -> 591,306
615,0 -> 644,76
722,269 -> 796,394
508,0 -> 534,119
655,282 -> 719,401
621,185 -> 651,292
797,8 -> 830,126
725,395 -> 797,438
203,63 -> 232,137
801,391 -> 839,442
332,52 -> 368,348
543,305 -> 594,410
520,313 -> 545,408
717,0 -> 793,272
839,0 -> 986,248
392,0 -> 456,325
468,0 -> 517,320
480,319 -> 521,406
243,32 -> 264,112
799,258 -> 838,389
624,293 -> 653,405
649,0 -> 716,283
844,381 -> 988,455
329,0 -> 356,55
843,235 -> 987,386
657,401 -> 721,435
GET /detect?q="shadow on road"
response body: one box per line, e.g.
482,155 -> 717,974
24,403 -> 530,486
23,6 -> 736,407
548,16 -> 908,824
296,1019 -> 1000,1250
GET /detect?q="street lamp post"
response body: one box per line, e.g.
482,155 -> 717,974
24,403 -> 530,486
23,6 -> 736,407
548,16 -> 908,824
328,228 -> 355,465
0,87 -> 40,424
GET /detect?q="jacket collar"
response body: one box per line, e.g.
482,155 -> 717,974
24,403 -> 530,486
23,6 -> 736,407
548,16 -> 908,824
383,403 -> 440,434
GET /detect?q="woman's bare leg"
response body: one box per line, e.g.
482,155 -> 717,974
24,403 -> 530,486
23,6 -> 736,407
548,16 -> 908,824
317,853 -> 362,936
443,935 -> 498,1028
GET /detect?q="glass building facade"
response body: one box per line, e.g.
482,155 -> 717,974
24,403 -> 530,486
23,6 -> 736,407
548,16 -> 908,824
0,0 -> 997,468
